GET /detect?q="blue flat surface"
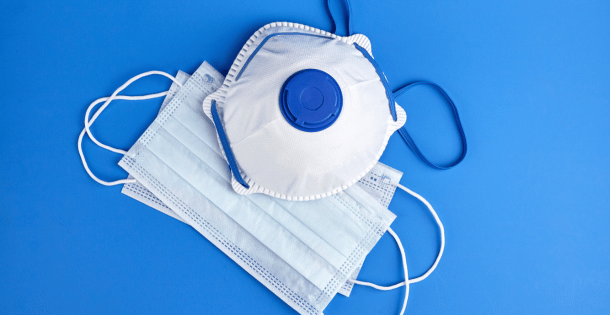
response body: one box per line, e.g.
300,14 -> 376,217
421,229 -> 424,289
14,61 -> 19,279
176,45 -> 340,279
1,0 -> 609,314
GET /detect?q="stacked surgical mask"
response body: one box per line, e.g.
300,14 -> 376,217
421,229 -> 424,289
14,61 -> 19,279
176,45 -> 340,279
78,61 -> 447,315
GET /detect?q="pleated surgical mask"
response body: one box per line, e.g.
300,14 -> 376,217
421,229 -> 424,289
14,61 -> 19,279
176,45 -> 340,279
78,61 -> 399,314
78,61 -> 446,315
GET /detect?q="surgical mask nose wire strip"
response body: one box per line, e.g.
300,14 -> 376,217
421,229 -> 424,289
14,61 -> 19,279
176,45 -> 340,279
394,81 -> 467,170
77,71 -> 183,186
351,184 -> 445,315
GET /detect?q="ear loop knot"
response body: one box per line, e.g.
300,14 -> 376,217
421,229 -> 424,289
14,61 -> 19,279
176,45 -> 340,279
395,81 -> 467,170
77,71 -> 183,186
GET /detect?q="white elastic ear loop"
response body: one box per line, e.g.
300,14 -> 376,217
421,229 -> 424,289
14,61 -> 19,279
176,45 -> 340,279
78,71 -> 183,186
351,184 -> 445,314
388,227 -> 409,315
400,183 -> 445,284
324,228 -> 408,315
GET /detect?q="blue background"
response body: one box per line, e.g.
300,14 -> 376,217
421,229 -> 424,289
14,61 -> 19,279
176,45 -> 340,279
1,0 -> 609,314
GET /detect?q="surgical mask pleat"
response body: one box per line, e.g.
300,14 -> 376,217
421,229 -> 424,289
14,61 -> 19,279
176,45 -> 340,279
170,100 -> 222,155
271,196 -> 370,257
145,125 -> 342,290
342,184 -> 396,228
246,194 -> 358,265
120,151 -> 325,314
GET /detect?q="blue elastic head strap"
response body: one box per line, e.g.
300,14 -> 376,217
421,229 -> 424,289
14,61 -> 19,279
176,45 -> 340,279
394,81 -> 467,170
353,43 -> 397,121
211,100 -> 250,188
327,0 -> 353,36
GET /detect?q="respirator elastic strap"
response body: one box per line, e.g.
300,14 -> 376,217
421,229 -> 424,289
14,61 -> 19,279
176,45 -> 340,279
394,81 -> 467,170
327,0 -> 353,36
210,100 -> 250,189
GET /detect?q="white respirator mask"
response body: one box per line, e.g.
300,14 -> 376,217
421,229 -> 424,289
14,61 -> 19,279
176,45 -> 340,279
202,7 -> 466,201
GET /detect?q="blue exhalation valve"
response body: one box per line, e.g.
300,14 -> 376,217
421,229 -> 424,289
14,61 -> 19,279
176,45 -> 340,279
279,69 -> 343,132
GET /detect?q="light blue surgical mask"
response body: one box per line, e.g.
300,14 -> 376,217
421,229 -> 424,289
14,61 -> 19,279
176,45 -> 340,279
119,69 -> 407,299
77,61 -> 445,315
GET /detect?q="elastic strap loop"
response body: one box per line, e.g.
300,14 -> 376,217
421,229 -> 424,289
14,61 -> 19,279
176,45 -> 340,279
78,71 -> 183,186
394,81 -> 467,170
352,184 -> 445,315
327,0 -> 353,36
